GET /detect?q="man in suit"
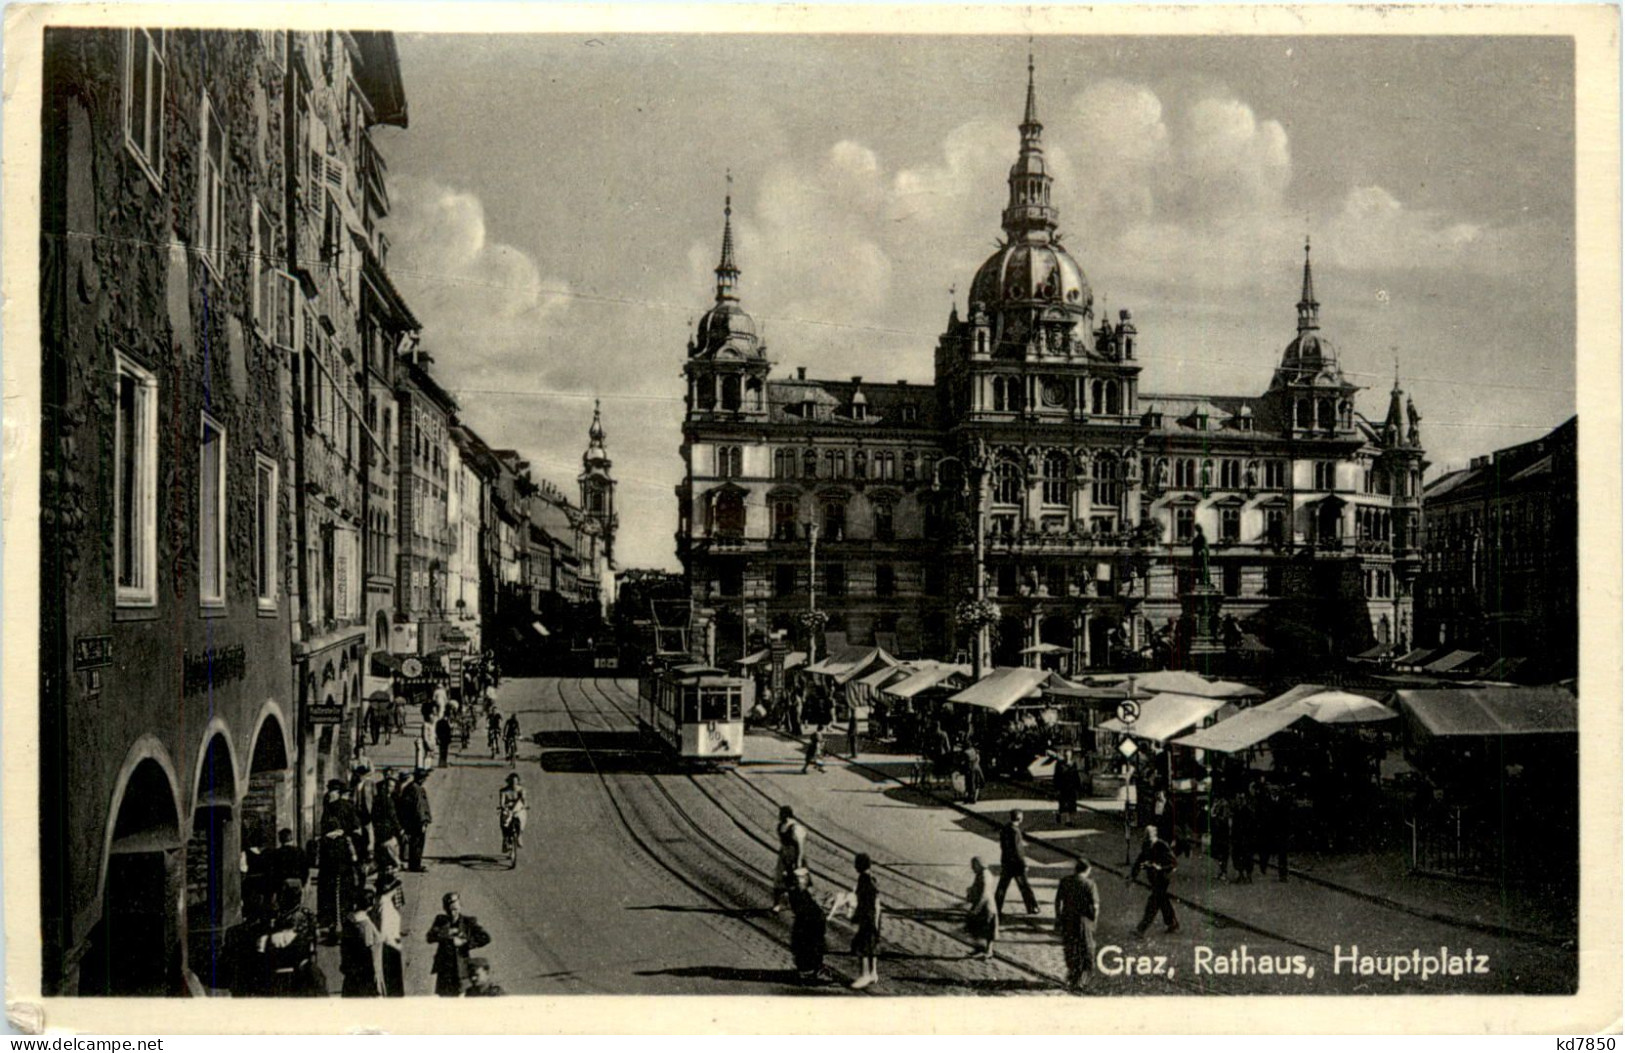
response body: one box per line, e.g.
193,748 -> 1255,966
1054,858 -> 1101,990
1132,824 -> 1180,935
317,780 -> 364,941
426,892 -> 491,996
995,810 -> 1041,916
397,770 -> 432,872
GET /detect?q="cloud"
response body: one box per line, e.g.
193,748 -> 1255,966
384,176 -> 574,393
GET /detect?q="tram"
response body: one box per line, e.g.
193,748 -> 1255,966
637,659 -> 751,765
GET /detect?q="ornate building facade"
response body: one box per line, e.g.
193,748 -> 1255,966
678,60 -> 1426,671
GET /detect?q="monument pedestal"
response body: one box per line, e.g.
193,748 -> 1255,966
1181,584 -> 1226,673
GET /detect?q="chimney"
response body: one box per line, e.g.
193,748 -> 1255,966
797,367 -> 807,380
851,376 -> 863,386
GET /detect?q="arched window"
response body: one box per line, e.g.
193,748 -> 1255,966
774,449 -> 796,479
822,501 -> 847,540
1220,459 -> 1242,490
717,445 -> 743,479
976,331 -> 988,355
992,460 -> 1022,505
853,450 -> 868,479
803,449 -> 818,479
1317,399 -> 1334,431
746,376 -> 764,411
876,451 -> 895,480
711,491 -> 745,536
1296,399 -> 1311,429
1092,455 -> 1120,507
825,449 -> 847,479
1175,458 -> 1197,489
902,451 -> 917,482
1104,381 -> 1121,415
773,499 -> 798,540
1042,450 -> 1070,505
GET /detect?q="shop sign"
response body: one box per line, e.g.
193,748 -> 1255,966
306,703 -> 345,725
73,634 -> 113,670
183,645 -> 247,696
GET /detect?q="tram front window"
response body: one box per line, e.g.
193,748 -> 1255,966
700,689 -> 730,722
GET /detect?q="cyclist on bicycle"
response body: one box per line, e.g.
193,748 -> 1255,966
499,773 -> 527,852
486,707 -> 503,759
503,714 -> 521,764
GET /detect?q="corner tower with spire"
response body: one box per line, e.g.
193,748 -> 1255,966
684,186 -> 771,421
578,399 -> 617,569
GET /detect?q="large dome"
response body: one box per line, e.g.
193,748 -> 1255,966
969,239 -> 1092,316
692,301 -> 760,359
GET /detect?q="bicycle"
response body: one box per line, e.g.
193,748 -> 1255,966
500,807 -> 523,868
504,732 -> 519,767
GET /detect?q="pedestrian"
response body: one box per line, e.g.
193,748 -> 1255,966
392,694 -> 407,736
1209,795 -> 1234,882
1055,858 -> 1101,990
259,879 -> 325,997
426,892 -> 491,997
964,857 -> 999,960
787,685 -> 804,737
340,888 -> 385,997
1231,786 -> 1256,884
772,805 -> 807,912
1263,782 -> 1291,882
398,770 -> 432,872
995,810 -> 1041,917
787,868 -> 829,984
847,708 -> 860,759
368,701 -> 385,747
374,875 -> 407,996
435,714 -> 453,769
415,714 -> 434,770
433,681 -> 450,718
932,722 -> 954,789
463,957 -> 505,996
801,730 -> 826,774
268,827 -> 308,892
849,853 -> 882,989
962,742 -> 985,805
1131,824 -> 1180,936
371,770 -> 403,878
317,779 -> 362,942
1054,751 -> 1082,827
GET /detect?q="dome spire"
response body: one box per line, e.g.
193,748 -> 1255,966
1297,235 -> 1319,332
1001,48 -> 1058,242
715,172 -> 739,303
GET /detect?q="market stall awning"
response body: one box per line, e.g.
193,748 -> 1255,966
883,663 -> 972,700
1043,681 -> 1154,703
1172,707 -> 1308,753
1289,689 -> 1396,724
1396,686 -> 1577,738
1256,683 -> 1328,711
1475,657 -> 1526,681
1422,649 -> 1481,674
1020,643 -> 1070,655
1396,647 -> 1445,668
782,651 -> 808,671
736,649 -> 770,667
856,664 -> 912,690
1133,669 -> 1263,700
1099,693 -> 1230,742
1354,642 -> 1398,660
803,645 -> 873,677
948,667 -> 1066,714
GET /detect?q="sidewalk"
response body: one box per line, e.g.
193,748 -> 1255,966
313,709 -> 453,996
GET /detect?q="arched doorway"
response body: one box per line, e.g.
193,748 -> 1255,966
80,757 -> 182,995
243,713 -> 292,917
187,733 -> 239,991
992,615 -> 1026,669
1040,615 -> 1073,674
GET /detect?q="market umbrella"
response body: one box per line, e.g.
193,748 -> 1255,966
367,689 -> 393,703
1291,689 -> 1397,724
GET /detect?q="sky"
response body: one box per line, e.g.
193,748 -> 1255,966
375,34 -> 1575,571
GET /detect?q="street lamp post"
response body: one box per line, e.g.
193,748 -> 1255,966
934,444 -> 992,679
807,523 -> 819,665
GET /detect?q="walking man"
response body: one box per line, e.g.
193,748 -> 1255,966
995,810 -> 1041,916
846,708 -> 860,759
398,770 -> 432,873
435,714 -> 453,769
962,742 -> 985,805
801,730 -> 826,774
426,892 -> 491,997
317,779 -> 363,941
1131,824 -> 1181,936
1055,859 -> 1101,990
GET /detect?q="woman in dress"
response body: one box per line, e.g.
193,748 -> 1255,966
787,868 -> 829,983
964,856 -> 999,960
849,853 -> 882,989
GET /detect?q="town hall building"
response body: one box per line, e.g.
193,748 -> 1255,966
678,59 -> 1426,670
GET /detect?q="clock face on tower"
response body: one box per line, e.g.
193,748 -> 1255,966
1041,379 -> 1067,407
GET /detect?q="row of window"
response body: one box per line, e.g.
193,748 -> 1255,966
762,447 -> 936,483
115,354 -> 279,610
989,376 -> 1124,415
1171,505 -> 1288,545
713,562 -> 945,599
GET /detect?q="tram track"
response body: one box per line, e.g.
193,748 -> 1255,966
560,677 -> 1075,994
585,676 -> 1573,995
